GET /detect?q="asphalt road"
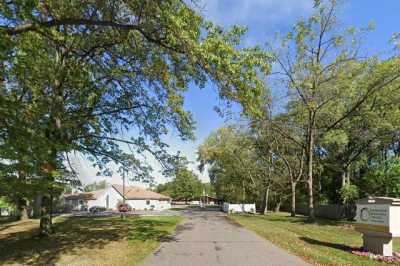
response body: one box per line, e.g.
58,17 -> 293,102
141,208 -> 309,266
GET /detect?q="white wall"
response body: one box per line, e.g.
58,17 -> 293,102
0,208 -> 10,216
223,203 -> 256,214
126,199 -> 171,211
87,186 -> 122,210
390,206 -> 400,237
86,186 -> 171,211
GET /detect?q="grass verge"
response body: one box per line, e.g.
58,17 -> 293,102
230,212 -> 399,266
0,215 -> 182,266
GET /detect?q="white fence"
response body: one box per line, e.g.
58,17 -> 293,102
222,203 -> 256,214
0,208 -> 10,216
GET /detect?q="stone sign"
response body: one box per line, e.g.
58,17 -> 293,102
356,204 -> 389,232
355,197 -> 400,256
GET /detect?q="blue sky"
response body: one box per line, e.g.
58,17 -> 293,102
74,0 -> 400,187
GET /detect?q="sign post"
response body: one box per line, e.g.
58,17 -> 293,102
355,197 -> 400,256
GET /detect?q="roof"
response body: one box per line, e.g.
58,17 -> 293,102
112,184 -> 170,200
200,195 -> 219,200
64,192 -> 95,200
90,189 -> 107,199
64,189 -> 105,200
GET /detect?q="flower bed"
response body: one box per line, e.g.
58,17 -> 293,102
351,248 -> 400,264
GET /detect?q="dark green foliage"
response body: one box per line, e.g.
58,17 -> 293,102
156,168 -> 204,201
361,158 -> 400,198
84,181 -> 107,192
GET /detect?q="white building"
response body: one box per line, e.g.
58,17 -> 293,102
64,184 -> 171,211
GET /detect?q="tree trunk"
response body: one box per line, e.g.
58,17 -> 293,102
242,180 -> 246,204
341,171 -> 346,187
20,205 -> 29,220
262,185 -> 270,214
49,192 -> 53,222
38,73 -> 62,236
32,195 -> 43,218
291,182 -> 297,217
274,197 -> 282,212
346,169 -> 351,185
18,199 -> 29,220
39,195 -> 53,237
307,111 -> 315,222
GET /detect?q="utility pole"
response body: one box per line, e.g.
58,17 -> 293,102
202,188 -> 205,208
242,180 -> 246,203
121,169 -> 126,219
122,169 -> 126,205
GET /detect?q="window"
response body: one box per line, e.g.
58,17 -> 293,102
146,200 -> 150,205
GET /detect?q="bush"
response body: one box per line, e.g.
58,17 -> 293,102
340,185 -> 359,220
340,184 -> 359,205
118,203 -> 132,212
362,158 -> 400,198
0,197 -> 16,216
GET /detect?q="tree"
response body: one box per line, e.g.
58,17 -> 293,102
156,168 -> 203,202
268,0 -> 400,220
202,182 -> 216,198
272,123 -> 305,217
84,181 -> 107,192
171,168 -> 203,202
199,125 -> 286,211
198,126 -> 258,204
0,1 -> 268,227
155,182 -> 174,197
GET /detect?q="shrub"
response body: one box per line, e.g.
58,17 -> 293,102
340,184 -> 359,205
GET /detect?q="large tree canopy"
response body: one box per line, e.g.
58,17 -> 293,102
0,0 -> 269,185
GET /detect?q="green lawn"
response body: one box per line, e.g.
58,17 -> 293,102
0,215 -> 183,266
231,212 -> 400,266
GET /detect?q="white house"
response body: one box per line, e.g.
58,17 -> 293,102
64,184 -> 171,211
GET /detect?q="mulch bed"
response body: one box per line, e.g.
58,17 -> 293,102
351,248 -> 400,264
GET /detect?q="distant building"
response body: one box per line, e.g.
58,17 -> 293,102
199,195 -> 221,205
63,184 -> 171,211
180,195 -> 221,206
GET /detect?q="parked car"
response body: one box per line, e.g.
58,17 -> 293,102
89,206 -> 106,213
118,203 -> 132,212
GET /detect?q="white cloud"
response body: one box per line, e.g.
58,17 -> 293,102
199,0 -> 313,27
68,153 -> 120,186
196,0 -> 313,46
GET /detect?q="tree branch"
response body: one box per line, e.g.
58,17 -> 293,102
2,18 -> 184,53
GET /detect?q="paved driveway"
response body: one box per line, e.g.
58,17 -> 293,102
141,208 -> 309,266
